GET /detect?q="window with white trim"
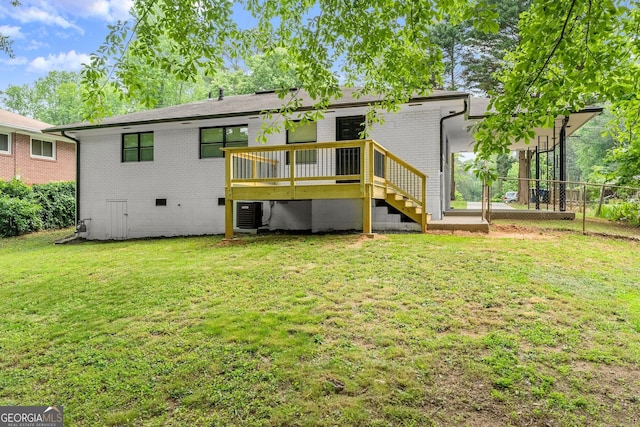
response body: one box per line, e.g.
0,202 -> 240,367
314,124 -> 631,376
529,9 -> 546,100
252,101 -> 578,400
31,138 -> 55,159
0,133 -> 9,154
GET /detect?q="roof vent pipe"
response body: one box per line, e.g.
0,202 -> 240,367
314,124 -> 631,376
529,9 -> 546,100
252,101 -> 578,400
218,88 -> 224,101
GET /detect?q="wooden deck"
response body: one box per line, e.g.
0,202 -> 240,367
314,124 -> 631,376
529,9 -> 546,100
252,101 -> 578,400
223,140 -> 428,238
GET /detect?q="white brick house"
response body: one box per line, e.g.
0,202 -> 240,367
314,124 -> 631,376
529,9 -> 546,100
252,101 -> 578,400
45,88 -> 599,239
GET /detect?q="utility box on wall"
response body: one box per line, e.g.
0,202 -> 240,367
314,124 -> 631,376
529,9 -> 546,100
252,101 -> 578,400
237,202 -> 263,229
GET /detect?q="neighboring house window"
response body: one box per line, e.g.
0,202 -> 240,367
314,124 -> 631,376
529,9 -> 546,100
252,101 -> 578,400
287,121 -> 317,164
31,138 -> 55,159
200,125 -> 248,158
0,133 -> 9,154
122,132 -> 154,162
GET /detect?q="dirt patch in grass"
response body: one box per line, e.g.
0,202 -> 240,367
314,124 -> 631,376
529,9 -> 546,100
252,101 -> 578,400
488,223 -> 560,239
427,366 -> 517,426
346,233 -> 388,248
572,361 -> 640,421
217,237 -> 249,246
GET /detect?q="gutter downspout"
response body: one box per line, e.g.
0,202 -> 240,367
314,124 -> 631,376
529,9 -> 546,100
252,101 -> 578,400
12,132 -> 17,178
439,99 -> 468,216
62,131 -> 80,228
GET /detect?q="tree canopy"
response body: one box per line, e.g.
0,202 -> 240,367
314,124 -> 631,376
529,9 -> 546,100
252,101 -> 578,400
84,0 -> 638,173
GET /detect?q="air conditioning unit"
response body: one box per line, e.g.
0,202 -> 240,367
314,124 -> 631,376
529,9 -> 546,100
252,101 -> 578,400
237,202 -> 263,229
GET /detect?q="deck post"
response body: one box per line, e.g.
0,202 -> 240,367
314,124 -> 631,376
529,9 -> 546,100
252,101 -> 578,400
363,184 -> 372,234
225,198 -> 234,239
421,174 -> 427,232
224,150 -> 234,239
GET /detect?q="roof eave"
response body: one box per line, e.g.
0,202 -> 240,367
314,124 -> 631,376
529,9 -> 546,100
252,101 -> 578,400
43,92 -> 470,133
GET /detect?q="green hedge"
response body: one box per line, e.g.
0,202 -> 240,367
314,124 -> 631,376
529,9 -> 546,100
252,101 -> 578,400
0,179 -> 75,237
0,195 -> 43,237
32,182 -> 76,229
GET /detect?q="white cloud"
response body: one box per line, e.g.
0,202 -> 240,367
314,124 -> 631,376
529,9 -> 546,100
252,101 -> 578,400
27,50 -> 90,73
10,5 -> 84,34
0,56 -> 29,66
0,25 -> 24,39
25,40 -> 49,51
41,0 -> 133,22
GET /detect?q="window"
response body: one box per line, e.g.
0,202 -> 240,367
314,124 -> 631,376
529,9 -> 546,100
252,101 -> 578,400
200,125 -> 248,158
287,121 -> 317,164
31,138 -> 55,159
0,133 -> 9,154
122,132 -> 154,162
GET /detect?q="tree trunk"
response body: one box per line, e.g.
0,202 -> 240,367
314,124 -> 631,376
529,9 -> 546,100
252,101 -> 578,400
518,150 -> 530,204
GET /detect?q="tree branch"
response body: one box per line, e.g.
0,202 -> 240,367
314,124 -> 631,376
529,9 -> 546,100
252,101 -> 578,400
522,0 -> 578,98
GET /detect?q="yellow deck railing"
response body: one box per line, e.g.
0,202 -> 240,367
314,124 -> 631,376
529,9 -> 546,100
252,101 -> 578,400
223,140 -> 427,237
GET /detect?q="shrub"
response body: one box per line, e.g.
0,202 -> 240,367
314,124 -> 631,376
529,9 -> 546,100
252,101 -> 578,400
0,196 -> 43,237
0,180 -> 75,237
597,201 -> 640,226
32,182 -> 76,229
0,178 -> 32,199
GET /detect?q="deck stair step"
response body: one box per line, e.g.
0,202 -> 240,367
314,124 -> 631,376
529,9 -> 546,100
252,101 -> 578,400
384,190 -> 423,226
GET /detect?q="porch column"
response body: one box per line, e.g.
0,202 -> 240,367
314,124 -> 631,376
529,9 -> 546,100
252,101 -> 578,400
535,145 -> 540,210
559,116 -> 568,212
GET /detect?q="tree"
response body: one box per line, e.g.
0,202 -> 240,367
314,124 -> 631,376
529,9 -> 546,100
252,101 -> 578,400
1,72 -> 90,125
429,19 -> 468,91
607,100 -> 640,186
567,109 -> 616,182
461,0 -> 532,94
82,1 -> 499,122
1,50 -> 302,125
83,0 -> 638,178
474,1 -> 639,165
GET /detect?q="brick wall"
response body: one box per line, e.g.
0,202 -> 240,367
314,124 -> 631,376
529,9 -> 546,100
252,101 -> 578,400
0,132 -> 75,184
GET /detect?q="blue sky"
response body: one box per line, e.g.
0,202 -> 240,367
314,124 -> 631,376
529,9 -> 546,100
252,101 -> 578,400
0,0 -> 134,89
0,1 -> 258,90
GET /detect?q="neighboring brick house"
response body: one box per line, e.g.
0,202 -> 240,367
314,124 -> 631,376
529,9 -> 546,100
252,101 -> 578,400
0,109 -> 75,184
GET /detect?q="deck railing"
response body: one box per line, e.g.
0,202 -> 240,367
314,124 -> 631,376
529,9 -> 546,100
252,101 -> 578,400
223,139 -> 427,235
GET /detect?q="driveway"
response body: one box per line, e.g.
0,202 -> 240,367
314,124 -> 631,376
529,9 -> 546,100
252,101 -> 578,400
467,202 -> 515,210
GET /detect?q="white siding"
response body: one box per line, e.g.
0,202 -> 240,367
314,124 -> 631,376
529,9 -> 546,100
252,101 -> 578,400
77,100 -> 462,239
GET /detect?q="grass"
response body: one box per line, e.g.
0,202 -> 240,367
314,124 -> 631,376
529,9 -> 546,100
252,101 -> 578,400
1,228 -> 639,426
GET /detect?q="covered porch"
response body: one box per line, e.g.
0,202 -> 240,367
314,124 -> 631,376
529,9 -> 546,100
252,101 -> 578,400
222,140 -> 428,238
441,98 -> 603,218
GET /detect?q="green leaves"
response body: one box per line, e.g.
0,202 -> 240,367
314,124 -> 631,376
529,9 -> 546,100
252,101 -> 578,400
475,0 -> 638,175
79,0 -> 638,187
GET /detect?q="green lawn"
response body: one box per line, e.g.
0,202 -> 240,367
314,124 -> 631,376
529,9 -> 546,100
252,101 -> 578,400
1,228 -> 639,426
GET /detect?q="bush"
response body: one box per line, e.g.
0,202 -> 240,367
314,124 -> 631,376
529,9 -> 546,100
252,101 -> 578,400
0,178 -> 32,199
0,180 -> 75,237
32,182 -> 76,229
0,196 -> 43,237
597,202 -> 640,226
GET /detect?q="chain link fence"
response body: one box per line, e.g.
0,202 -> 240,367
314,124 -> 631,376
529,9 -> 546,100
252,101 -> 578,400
486,178 -> 640,239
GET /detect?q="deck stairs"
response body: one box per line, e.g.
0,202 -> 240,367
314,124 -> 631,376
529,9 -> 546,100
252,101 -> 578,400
384,188 -> 423,224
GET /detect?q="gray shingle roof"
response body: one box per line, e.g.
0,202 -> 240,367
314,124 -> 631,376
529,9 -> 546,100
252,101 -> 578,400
45,87 -> 469,132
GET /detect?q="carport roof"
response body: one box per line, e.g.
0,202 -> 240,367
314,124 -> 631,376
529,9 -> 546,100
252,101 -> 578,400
443,97 -> 603,153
